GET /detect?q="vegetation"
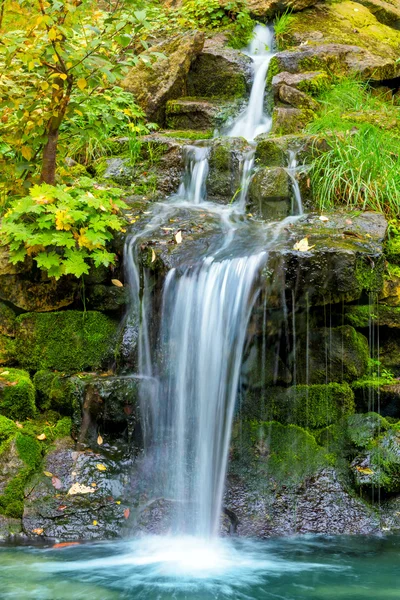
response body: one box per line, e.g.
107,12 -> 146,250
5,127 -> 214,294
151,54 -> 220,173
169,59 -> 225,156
273,8 -> 294,50
308,79 -> 400,217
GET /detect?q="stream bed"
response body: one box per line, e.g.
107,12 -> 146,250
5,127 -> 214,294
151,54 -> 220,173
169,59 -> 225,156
1,535 -> 399,599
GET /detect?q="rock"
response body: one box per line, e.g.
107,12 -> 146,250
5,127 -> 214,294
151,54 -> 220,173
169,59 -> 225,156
271,70 -> 330,99
0,369 -> 36,421
278,84 -> 320,111
165,98 -> 228,130
247,0 -> 319,19
0,335 -> 15,365
353,0 -> 400,29
22,438 -> 134,541
0,303 -> 17,337
187,34 -> 252,98
381,495 -> 400,532
0,515 -> 22,540
352,378 -> 400,417
122,31 -> 205,124
0,438 -> 24,496
102,158 -> 133,186
271,107 -> 315,134
85,284 -> 128,312
347,304 -> 400,328
208,137 -> 252,200
14,311 -> 119,374
273,2 -> 400,81
255,133 -> 322,166
295,325 -> 369,384
248,167 -> 291,219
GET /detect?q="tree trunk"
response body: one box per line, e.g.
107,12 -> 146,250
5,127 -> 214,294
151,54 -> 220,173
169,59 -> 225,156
40,128 -> 59,185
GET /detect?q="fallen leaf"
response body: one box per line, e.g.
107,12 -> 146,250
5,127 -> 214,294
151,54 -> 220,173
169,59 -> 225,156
57,505 -> 67,511
67,482 -> 95,495
92,520 -> 98,526
319,215 -> 329,222
356,466 -> 374,475
15,421 -> 23,429
0,371 -> 9,376
53,542 -> 80,549
32,528 -> 43,535
91,482 -> 97,487
111,279 -> 124,287
37,433 -> 46,441
123,405 -> 133,415
306,178 -> 310,188
43,471 -> 53,477
293,238 -> 315,252
96,464 -> 107,471
97,435 -> 103,445
8,381 -> 17,386
345,219 -> 353,225
161,227 -> 173,231
52,476 -> 62,489
116,500 -> 121,505
175,230 -> 182,244
124,508 -> 130,519
151,248 -> 156,263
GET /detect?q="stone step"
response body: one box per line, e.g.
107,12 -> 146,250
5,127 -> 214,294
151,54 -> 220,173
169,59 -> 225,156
165,97 -> 237,131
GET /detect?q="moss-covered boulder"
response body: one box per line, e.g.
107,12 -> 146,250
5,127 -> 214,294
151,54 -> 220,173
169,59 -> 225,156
122,31 -> 205,124
274,1 -> 400,81
0,303 -> 17,337
208,137 -> 252,200
0,336 -> 15,365
352,377 -> 400,417
278,85 -> 320,111
296,325 -> 369,384
165,98 -> 228,130
248,167 -> 290,218
187,35 -> 252,99
271,107 -> 315,135
272,71 -> 330,100
15,311 -> 118,374
354,0 -> 400,28
0,369 -> 36,421
346,304 -> 400,328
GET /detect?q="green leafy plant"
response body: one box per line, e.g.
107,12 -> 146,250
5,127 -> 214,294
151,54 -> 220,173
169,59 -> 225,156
274,8 -> 294,50
0,178 -> 128,278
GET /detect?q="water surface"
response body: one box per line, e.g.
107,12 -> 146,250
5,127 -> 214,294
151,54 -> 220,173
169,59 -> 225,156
1,535 -> 399,599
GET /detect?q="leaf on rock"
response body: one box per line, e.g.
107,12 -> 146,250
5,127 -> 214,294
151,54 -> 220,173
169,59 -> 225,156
151,248 -> 156,263
52,476 -> 62,489
97,435 -> 103,445
37,433 -> 46,441
111,279 -> 123,287
96,463 -> 107,471
175,230 -> 182,244
53,542 -> 80,549
43,471 -> 53,477
319,215 -> 329,222
356,466 -> 374,475
67,482 -> 95,495
293,238 -> 315,252
124,508 -> 130,519
32,528 -> 44,535
92,520 -> 98,526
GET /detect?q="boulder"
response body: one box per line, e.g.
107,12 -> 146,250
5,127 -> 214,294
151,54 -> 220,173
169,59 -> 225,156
0,303 -> 17,337
0,370 -> 36,421
247,0 -> 319,19
347,304 -> 400,328
271,107 -> 315,134
278,84 -> 320,111
165,98 -> 228,130
248,167 -> 291,219
353,0 -> 400,28
271,70 -> 329,99
208,137 -> 253,200
122,31 -> 205,124
187,34 -> 252,98
273,1 -> 400,81
255,133 -> 321,166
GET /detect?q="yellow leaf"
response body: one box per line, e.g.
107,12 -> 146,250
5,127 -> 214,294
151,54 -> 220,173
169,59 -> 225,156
32,528 -> 44,535
43,471 -> 54,477
97,435 -> 103,445
0,371 -> 10,376
48,28 -> 57,41
67,482 -> 94,495
15,422 -> 23,429
92,520 -> 98,526
21,146 -> 33,161
96,464 -> 107,471
59,73 -> 68,81
319,215 -> 329,222
77,78 -> 87,91
28,61 -> 35,70
293,238 -> 315,252
66,62 -> 73,69
175,231 -> 182,244
37,433 -> 46,441
74,109 -> 83,116
356,466 -> 374,475
91,482 -> 97,487
116,500 -> 121,505
41,82 -> 49,91
111,279 -> 123,288
52,54 -> 59,63
151,249 -> 156,263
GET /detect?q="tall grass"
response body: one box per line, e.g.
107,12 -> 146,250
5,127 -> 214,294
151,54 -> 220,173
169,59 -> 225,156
308,79 -> 400,217
274,9 -> 294,49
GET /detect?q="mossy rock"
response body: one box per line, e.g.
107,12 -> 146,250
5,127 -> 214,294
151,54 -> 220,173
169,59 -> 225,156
271,107 -> 315,135
0,302 -> 17,336
0,415 -> 18,455
248,167 -> 290,219
0,369 -> 36,421
272,71 -> 330,99
33,370 -> 84,415
231,420 -> 330,489
296,325 -> 369,384
346,304 -> 400,328
15,311 -> 119,374
0,335 -> 15,365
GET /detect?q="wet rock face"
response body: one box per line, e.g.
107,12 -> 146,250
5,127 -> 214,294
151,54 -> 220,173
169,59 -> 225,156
122,31 -> 205,124
248,167 -> 291,219
22,438 -> 134,541
165,98 -> 229,130
247,0 -> 319,19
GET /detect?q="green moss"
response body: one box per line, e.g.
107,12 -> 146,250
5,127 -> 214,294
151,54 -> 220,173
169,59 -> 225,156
33,370 -> 84,415
297,72 -> 331,96
15,311 -> 118,373
0,302 -> 17,336
0,369 -> 36,421
161,130 -> 213,140
0,335 -> 15,365
355,258 -> 385,294
267,56 -> 279,85
232,420 -> 330,488
0,470 -> 28,518
385,234 -> 400,265
346,305 -> 400,329
0,415 -> 17,455
15,432 -> 42,470
53,416 -> 72,438
347,412 -> 390,448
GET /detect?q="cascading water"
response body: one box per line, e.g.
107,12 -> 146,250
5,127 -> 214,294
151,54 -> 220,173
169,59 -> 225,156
285,150 -> 304,216
228,24 -> 275,141
125,23 -> 293,541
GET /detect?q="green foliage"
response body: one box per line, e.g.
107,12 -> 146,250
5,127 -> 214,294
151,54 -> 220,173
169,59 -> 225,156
33,369 -> 83,414
0,369 -> 36,421
60,86 -> 155,166
15,310 -> 118,373
0,178 -> 127,279
0,415 -> 18,454
0,0 -> 154,191
308,79 -> 400,217
274,9 -> 294,50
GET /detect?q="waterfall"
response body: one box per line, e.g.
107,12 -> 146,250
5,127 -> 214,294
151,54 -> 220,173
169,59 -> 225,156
177,145 -> 210,204
285,150 -> 304,216
228,24 -> 274,141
